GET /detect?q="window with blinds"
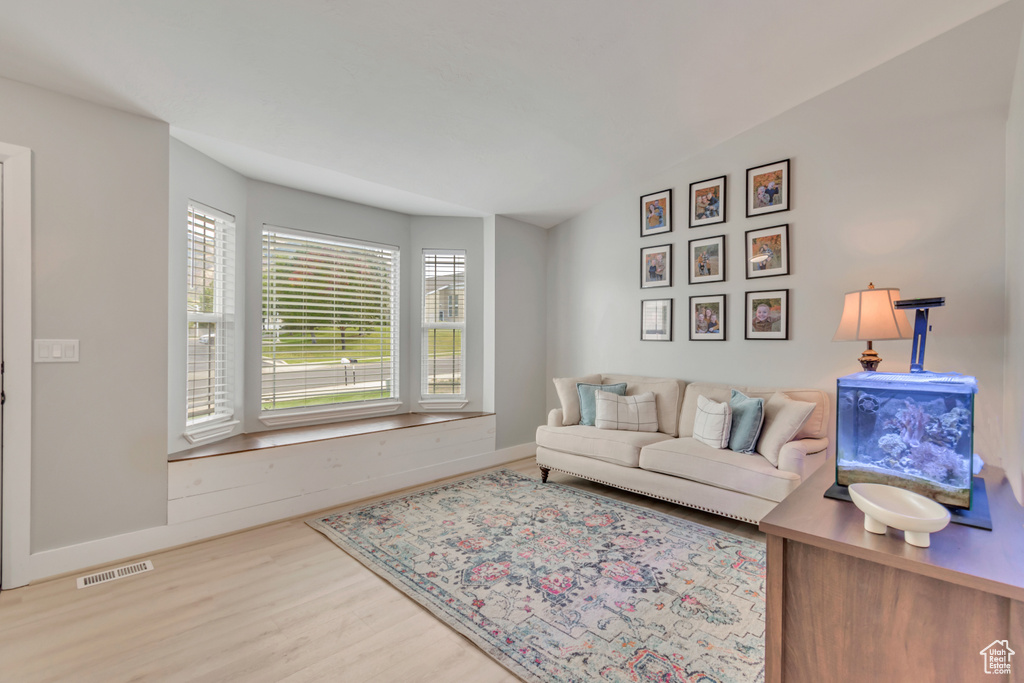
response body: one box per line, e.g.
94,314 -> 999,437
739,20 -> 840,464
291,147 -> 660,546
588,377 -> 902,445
422,250 -> 465,397
186,203 -> 235,427
261,227 -> 400,413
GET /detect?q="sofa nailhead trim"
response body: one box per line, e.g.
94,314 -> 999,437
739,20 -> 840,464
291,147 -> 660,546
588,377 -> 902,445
537,464 -> 761,525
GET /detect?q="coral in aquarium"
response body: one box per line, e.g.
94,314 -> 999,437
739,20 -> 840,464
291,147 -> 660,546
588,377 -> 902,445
877,433 -> 909,459
876,399 -> 971,486
912,441 -> 969,486
885,400 -> 928,447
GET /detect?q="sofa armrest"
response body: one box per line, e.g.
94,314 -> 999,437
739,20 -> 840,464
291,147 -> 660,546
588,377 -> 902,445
777,438 -> 828,480
547,408 -> 564,427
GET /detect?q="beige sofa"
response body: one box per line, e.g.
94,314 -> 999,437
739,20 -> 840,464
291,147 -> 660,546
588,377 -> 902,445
535,374 -> 830,524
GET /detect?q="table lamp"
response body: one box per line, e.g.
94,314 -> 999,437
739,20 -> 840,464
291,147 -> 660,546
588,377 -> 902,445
833,283 -> 913,371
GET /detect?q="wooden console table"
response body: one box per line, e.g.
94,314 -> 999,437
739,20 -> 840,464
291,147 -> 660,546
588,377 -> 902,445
759,458 -> 1024,682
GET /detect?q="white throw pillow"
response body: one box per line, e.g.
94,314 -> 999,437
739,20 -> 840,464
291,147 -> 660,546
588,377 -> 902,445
757,391 -> 817,467
594,391 -> 659,432
552,374 -> 602,425
693,395 -> 732,449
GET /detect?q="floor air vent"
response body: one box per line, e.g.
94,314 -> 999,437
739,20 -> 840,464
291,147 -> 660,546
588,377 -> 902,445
76,560 -> 154,589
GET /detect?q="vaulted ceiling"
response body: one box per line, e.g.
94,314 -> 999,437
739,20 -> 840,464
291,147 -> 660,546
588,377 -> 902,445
0,1 -> 1011,226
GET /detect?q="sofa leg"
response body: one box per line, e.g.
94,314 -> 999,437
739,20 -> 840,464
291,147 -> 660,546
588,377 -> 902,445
539,466 -> 550,483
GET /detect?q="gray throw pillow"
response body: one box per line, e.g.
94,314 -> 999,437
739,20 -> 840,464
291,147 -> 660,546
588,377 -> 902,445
552,374 -> 602,425
728,389 -> 765,454
577,383 -> 626,426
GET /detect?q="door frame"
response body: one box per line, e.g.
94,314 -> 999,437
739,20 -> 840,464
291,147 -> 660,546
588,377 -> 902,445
1,142 -> 32,589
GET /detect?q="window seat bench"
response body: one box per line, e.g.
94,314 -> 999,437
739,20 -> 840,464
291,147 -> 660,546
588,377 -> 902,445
169,412 -> 494,462
159,411 -> 502,556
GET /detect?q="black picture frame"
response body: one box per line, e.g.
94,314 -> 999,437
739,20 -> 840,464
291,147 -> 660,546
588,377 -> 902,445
688,175 -> 726,228
689,294 -> 726,341
641,244 -> 672,288
641,189 -> 672,237
745,288 -> 790,340
641,299 -> 673,341
746,159 -> 790,217
745,224 -> 790,279
688,235 -> 725,285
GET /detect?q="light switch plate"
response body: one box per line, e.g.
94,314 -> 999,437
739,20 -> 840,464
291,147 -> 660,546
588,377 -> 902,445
35,339 -> 79,363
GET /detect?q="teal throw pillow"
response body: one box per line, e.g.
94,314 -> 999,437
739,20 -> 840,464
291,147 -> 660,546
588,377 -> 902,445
577,383 -> 627,426
729,389 -> 765,454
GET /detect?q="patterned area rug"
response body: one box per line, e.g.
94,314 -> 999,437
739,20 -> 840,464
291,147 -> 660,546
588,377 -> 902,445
307,470 -> 765,682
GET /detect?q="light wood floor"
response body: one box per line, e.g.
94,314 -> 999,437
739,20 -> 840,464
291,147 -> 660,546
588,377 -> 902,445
0,457 -> 763,682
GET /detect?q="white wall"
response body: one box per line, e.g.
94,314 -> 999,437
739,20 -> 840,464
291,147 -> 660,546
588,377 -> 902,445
0,77 -> 171,552
168,139 -> 249,454
1004,13 -> 1024,504
546,5 -> 1021,468
409,216 -> 486,411
493,216 -> 548,449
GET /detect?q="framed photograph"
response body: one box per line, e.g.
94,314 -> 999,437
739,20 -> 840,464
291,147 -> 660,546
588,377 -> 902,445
641,299 -> 673,341
746,159 -> 790,217
688,235 -> 725,285
641,244 -> 672,288
745,224 -> 790,279
689,294 -> 726,341
688,175 -> 726,228
641,189 -> 672,237
745,289 -> 789,340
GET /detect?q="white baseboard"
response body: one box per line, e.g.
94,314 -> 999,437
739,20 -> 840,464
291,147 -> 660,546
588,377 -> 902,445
492,441 -> 537,462
24,442 -> 533,584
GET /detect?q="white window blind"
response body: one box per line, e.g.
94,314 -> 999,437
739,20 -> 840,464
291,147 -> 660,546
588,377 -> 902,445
422,250 -> 465,397
186,203 -> 235,427
262,226 -> 400,412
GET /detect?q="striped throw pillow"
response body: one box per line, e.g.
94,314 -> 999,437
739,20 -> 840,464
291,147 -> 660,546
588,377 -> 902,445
693,394 -> 733,449
594,391 -> 659,432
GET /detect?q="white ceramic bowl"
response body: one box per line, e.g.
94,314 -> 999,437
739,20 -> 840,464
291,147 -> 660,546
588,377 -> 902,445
848,483 -> 951,548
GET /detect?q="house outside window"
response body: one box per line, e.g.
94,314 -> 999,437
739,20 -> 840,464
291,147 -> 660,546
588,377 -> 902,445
422,250 -> 466,402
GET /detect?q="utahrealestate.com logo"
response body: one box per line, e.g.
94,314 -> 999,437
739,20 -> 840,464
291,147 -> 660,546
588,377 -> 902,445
979,640 -> 1015,675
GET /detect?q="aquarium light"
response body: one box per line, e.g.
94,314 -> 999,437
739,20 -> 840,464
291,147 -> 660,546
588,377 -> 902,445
833,283 -> 914,371
894,297 -> 945,372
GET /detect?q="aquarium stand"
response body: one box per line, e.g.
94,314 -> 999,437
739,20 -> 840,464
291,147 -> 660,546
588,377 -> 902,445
824,476 -> 992,530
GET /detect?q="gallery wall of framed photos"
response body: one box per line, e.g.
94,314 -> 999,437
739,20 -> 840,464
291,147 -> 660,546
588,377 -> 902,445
638,158 -> 792,342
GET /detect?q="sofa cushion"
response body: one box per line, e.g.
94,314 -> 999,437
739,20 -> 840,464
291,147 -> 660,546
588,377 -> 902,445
536,425 -> 673,467
595,391 -> 659,432
728,390 -> 765,454
601,374 -> 684,437
639,437 -> 801,503
756,392 -> 817,466
693,395 -> 732,449
578,382 -> 626,426
552,374 -> 601,425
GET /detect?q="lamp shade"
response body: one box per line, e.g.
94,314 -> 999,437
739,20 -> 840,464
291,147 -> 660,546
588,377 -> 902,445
833,287 -> 913,342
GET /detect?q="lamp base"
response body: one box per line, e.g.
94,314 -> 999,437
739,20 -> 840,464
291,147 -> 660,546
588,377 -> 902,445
858,347 -> 881,372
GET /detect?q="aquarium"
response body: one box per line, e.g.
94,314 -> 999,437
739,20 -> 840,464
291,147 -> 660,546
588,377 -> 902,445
836,371 -> 976,508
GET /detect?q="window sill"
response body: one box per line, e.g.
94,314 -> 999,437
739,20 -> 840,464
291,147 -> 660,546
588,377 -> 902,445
258,400 -> 403,428
183,418 -> 240,445
417,398 -> 469,410
168,411 -> 494,463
